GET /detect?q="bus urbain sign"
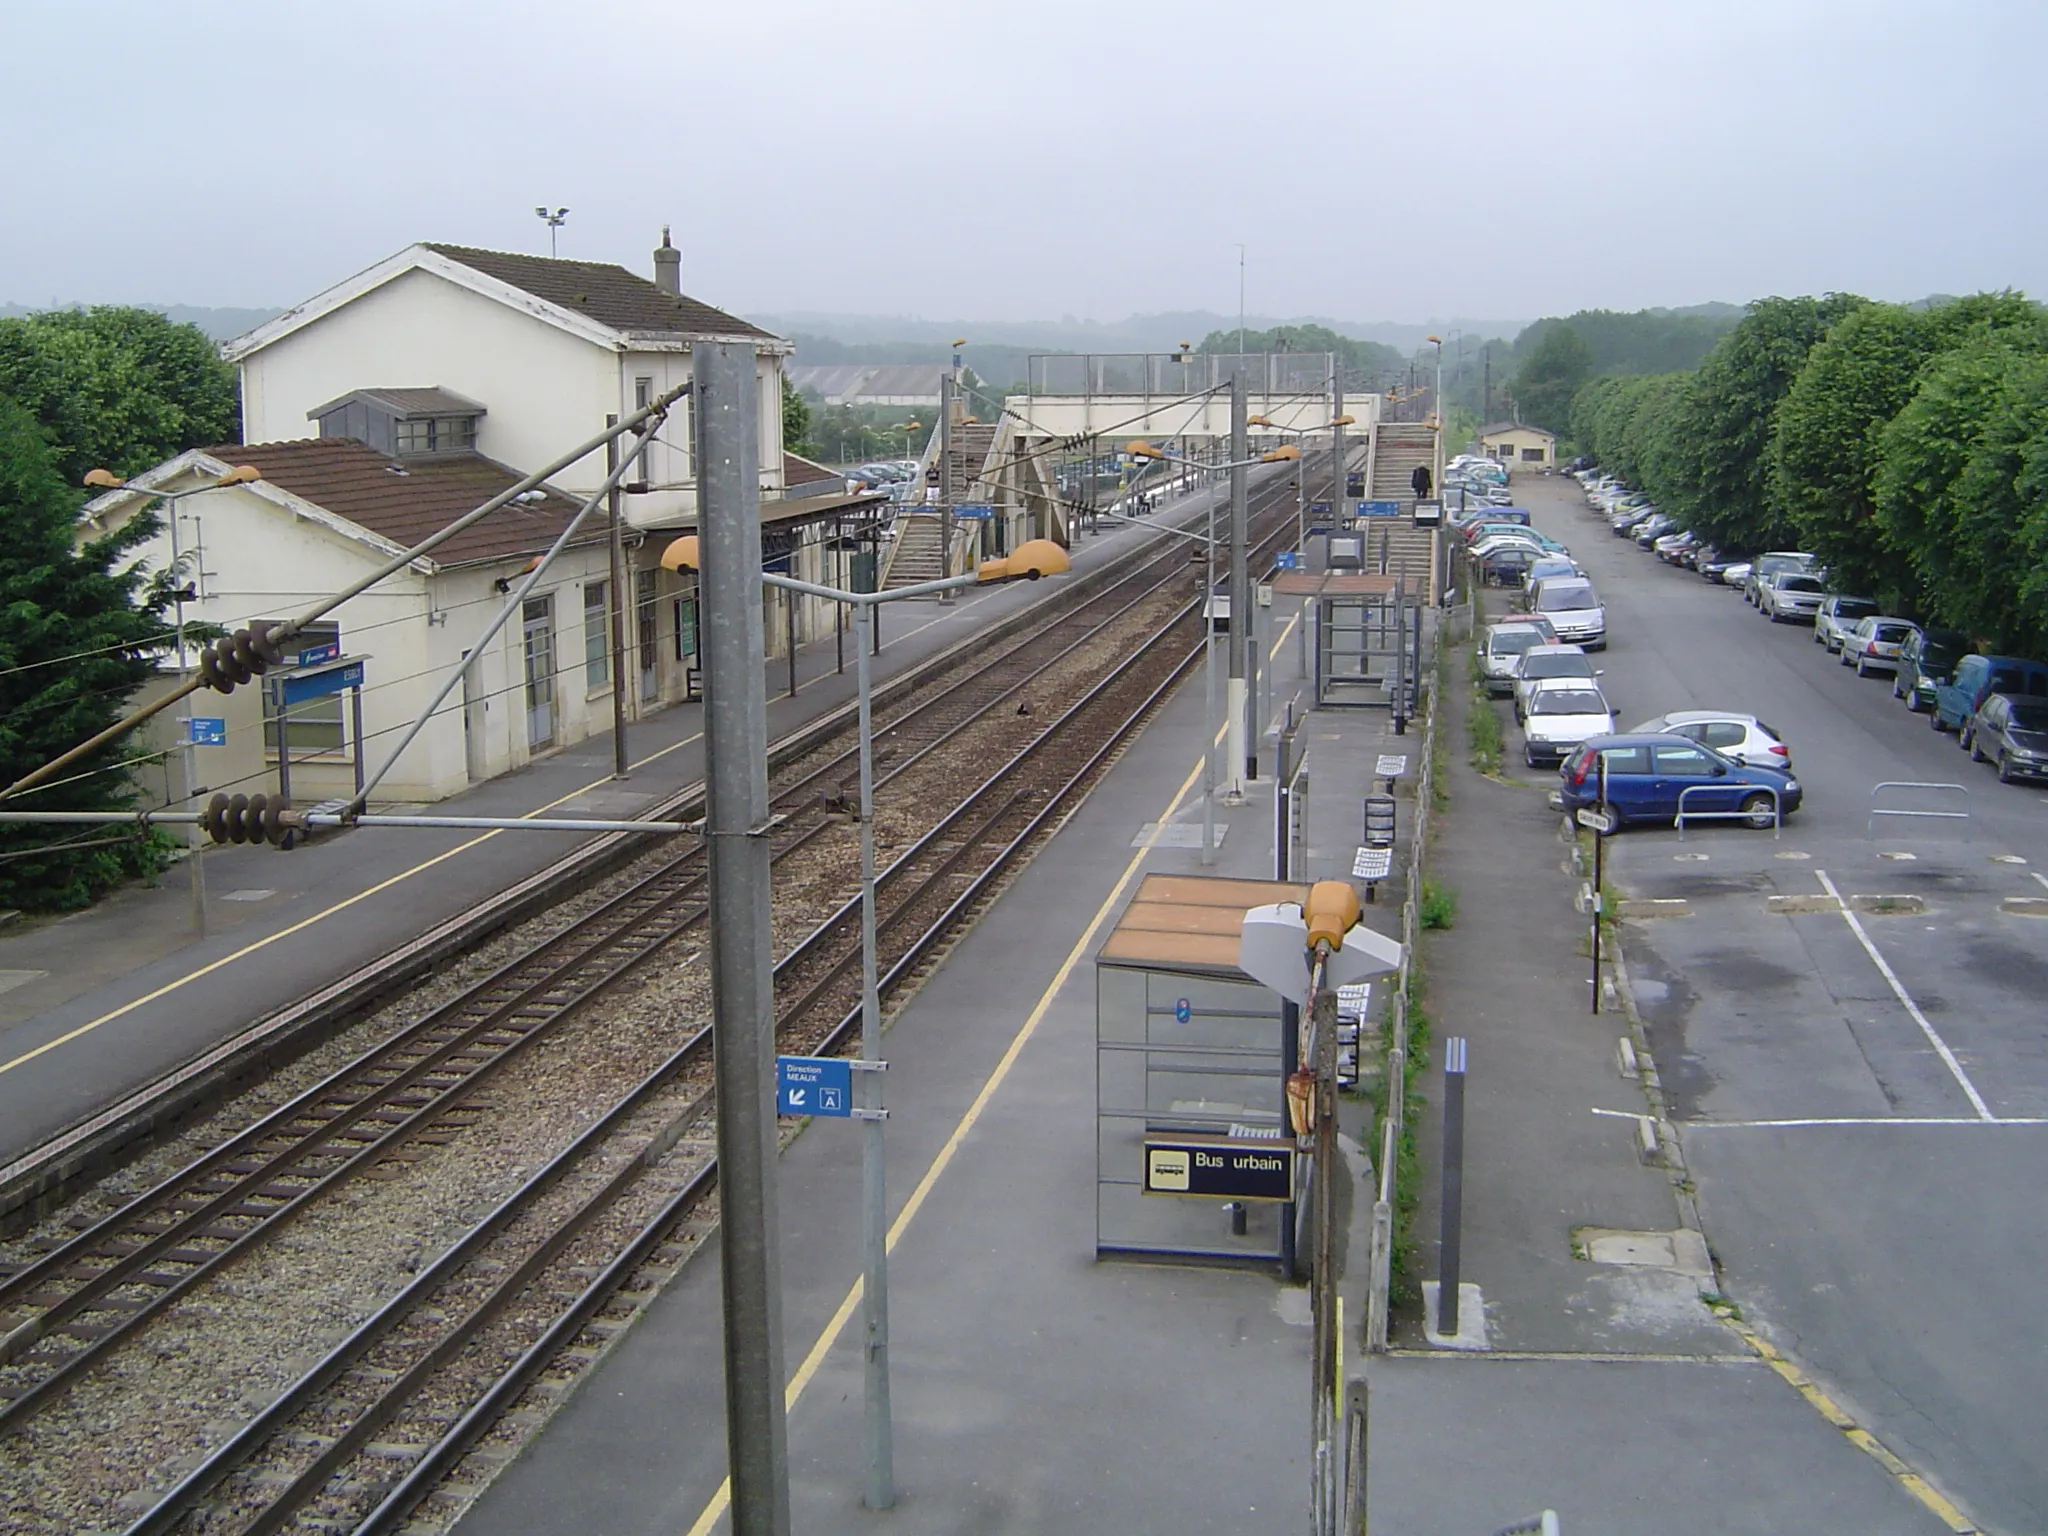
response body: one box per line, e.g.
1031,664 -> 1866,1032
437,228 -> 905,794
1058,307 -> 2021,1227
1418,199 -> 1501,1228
1144,1137 -> 1295,1201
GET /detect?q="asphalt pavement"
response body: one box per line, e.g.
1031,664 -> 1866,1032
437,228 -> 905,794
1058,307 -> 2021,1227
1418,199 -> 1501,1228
1508,474 -> 2046,1536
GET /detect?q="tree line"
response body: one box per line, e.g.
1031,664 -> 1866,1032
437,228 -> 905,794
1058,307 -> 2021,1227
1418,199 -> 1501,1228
0,307 -> 239,908
1566,291 -> 2048,654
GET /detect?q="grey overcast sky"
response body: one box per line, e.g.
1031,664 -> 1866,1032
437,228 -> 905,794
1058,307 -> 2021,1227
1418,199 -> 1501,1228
5,0 -> 2044,326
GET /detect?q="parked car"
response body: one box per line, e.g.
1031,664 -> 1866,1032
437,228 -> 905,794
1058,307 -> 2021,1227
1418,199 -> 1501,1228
1696,549 -> 1747,583
1937,654 -> 2048,736
1557,734 -> 1801,831
1523,681 -> 1617,767
1512,644 -> 1599,723
1480,620 -> 1557,695
1653,530 -> 1698,563
1717,560 -> 1753,589
1524,553 -> 1585,587
1628,710 -> 1791,768
1762,573 -> 1827,623
1838,616 -> 1919,677
1966,694 -> 2048,784
1814,595 -> 1880,651
1632,514 -> 1678,548
1478,544 -> 1542,587
1892,627 -> 1972,713
1526,575 -> 1607,649
1744,552 -> 1816,606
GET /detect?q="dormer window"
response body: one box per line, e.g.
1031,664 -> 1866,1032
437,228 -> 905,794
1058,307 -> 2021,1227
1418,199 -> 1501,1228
309,387 -> 487,459
394,414 -> 478,455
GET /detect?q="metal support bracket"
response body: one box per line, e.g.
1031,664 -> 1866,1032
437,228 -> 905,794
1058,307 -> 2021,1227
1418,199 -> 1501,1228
851,1107 -> 890,1122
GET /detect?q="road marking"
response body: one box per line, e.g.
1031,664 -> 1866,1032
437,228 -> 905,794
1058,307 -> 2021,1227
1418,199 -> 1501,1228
1813,869 -> 1993,1121
2033,871 -> 2048,893
1720,1314 -> 1980,1532
1684,1116 -> 2048,1130
0,728 -> 707,1082
683,674 -> 1227,1535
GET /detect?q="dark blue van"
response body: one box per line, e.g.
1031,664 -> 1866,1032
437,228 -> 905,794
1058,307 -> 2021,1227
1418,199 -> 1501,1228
1931,654 -> 2048,733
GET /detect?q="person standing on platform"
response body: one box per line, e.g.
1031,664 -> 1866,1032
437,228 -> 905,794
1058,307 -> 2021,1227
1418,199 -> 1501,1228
1411,462 -> 1432,501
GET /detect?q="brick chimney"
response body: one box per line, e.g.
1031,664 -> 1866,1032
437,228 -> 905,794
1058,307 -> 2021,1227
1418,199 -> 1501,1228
653,226 -> 680,295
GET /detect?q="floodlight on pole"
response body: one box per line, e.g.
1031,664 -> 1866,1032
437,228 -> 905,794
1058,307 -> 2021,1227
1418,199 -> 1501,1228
534,205 -> 569,257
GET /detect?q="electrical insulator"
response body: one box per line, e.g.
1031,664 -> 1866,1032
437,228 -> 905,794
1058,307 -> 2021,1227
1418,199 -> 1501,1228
201,791 -> 292,847
197,626 -> 285,693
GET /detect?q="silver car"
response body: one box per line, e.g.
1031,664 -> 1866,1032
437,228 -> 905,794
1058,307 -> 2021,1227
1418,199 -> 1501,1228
1629,710 -> 1792,770
1744,551 -> 1816,606
1762,572 -> 1827,623
1480,620 -> 1556,697
1512,643 -> 1598,723
1813,594 -> 1879,652
1838,616 -> 1920,677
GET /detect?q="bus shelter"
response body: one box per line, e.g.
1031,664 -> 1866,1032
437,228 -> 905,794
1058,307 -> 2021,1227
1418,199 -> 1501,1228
1096,873 -> 1310,1273
1273,571 -> 1419,712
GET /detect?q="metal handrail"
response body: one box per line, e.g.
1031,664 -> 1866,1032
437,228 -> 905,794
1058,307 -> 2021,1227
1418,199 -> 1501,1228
1676,781 -> 1781,840
1867,780 -> 1971,840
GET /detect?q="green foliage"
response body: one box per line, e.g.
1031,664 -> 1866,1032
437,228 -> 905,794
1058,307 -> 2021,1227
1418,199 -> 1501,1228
1419,881 -> 1457,930
0,307 -> 238,487
1195,323 -> 1405,381
1509,323 -> 1592,434
1467,666 -> 1503,775
1771,293 -> 2044,604
1660,293 -> 1869,549
1875,332 -> 2048,649
0,401 -> 174,909
780,375 -> 814,458
1516,307 -> 1738,378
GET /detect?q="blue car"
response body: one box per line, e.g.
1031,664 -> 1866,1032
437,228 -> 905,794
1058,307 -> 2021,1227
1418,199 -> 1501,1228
1557,733 -> 1801,832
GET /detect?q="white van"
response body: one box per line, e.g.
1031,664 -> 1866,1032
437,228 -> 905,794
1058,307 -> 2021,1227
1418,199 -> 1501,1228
1528,575 -> 1607,650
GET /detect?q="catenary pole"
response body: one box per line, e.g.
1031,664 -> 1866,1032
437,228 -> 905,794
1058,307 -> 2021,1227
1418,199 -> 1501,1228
606,420 -> 630,778
1227,372 -> 1249,799
855,599 -> 896,1508
698,340 -> 792,1536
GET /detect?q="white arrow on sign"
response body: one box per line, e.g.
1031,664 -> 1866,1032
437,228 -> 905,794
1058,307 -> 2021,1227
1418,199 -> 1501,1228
788,1087 -> 807,1107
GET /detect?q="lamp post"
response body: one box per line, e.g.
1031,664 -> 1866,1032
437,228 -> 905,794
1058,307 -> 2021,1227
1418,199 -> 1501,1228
660,532 -> 1070,1512
1427,335 -> 1445,491
83,464 -> 262,937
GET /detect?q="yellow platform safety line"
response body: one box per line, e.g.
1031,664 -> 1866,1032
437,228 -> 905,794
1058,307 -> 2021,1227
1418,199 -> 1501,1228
685,609 -> 1300,1535
0,592 -> 999,1083
1719,1311 -> 1976,1531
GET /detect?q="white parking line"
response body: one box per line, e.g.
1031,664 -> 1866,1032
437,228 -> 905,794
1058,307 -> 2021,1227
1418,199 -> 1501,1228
1814,869 -> 1994,1122
2034,871 -> 2048,893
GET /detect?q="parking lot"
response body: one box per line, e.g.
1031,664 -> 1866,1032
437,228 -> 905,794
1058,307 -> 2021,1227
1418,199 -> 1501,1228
1488,473 -> 2048,1535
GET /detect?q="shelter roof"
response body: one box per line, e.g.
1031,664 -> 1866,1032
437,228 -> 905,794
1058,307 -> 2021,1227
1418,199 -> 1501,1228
1097,873 -> 1310,976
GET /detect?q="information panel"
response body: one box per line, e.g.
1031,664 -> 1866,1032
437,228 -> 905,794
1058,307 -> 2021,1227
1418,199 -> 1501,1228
1144,1136 -> 1295,1201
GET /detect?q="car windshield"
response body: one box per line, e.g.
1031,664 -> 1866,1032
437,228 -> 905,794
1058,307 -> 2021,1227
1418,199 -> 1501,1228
1489,630 -> 1543,655
1524,654 -> 1593,679
1535,584 -> 1598,612
1530,690 -> 1607,716
1834,598 -> 1879,619
2009,703 -> 2048,733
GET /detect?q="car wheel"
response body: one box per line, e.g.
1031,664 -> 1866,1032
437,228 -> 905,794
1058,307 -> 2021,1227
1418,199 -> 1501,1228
1855,658 -> 1868,677
1812,627 -> 1823,644
1930,707 -> 1947,732
1906,688 -> 1927,713
1592,802 -> 1619,837
1891,676 -> 1904,699
1998,753 -> 2016,785
1739,791 -> 1778,830
1959,724 -> 1974,751
1968,731 -> 1986,762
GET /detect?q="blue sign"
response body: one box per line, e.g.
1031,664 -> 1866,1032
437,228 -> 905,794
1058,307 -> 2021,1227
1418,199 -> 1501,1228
296,641 -> 341,666
953,503 -> 995,519
777,1054 -> 853,1117
1359,500 -> 1402,518
188,716 -> 226,747
1174,997 -> 1192,1024
1274,552 -> 1300,570
281,660 -> 365,706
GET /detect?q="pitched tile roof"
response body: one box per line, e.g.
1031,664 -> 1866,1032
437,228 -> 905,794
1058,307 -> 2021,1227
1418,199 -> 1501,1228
310,386 -> 487,420
207,438 -> 603,569
422,243 -> 777,342
783,451 -> 841,488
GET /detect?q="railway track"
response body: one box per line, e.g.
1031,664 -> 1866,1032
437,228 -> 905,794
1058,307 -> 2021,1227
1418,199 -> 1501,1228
0,462 -> 1331,1535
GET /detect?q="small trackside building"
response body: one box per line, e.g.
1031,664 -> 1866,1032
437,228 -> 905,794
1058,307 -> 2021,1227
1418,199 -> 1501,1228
1479,422 -> 1557,471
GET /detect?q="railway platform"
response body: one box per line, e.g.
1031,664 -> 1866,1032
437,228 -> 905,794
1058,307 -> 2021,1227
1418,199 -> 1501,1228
0,472 -> 1263,1180
454,566 -> 1427,1534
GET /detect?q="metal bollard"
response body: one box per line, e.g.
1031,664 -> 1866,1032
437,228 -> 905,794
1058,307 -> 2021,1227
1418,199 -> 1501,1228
1439,1037 -> 1468,1338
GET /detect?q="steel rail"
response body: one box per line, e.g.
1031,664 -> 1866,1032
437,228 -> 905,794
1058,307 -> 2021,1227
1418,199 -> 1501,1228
106,486 -> 1305,1536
